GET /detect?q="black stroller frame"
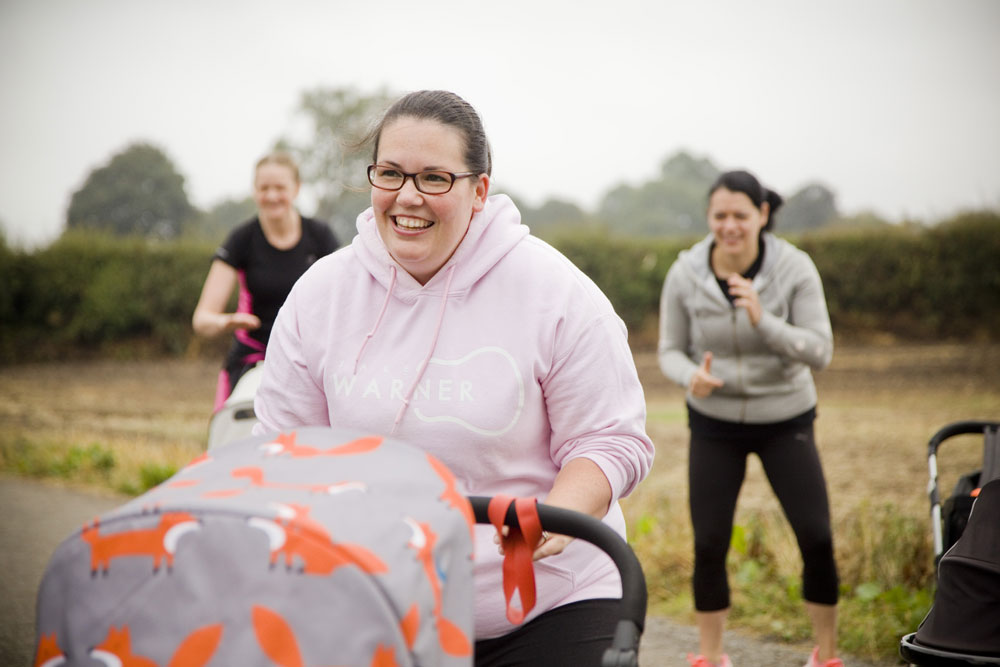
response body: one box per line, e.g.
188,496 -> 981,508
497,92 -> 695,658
899,419 -> 1000,666
469,496 -> 646,667
923,420 -> 1000,562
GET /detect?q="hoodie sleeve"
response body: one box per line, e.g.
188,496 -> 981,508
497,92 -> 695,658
252,285 -> 332,435
658,261 -> 699,388
542,310 -> 654,505
755,250 -> 834,371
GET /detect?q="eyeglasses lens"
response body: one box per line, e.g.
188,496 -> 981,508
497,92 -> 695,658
369,166 -> 453,194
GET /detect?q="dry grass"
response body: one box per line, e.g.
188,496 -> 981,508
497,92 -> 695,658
0,358 -> 216,494
1,342 -> 998,659
623,342 -> 999,657
1,342 -> 996,514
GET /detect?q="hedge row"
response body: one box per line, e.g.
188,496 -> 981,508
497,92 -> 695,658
551,211 -> 1000,345
0,232 -> 215,362
2,212 -> 997,364
798,213 -> 1000,341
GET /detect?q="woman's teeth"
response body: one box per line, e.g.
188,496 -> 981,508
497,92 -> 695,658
395,216 -> 432,229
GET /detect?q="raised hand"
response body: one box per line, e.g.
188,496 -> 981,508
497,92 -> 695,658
689,351 -> 725,398
727,274 -> 762,326
226,312 -> 262,332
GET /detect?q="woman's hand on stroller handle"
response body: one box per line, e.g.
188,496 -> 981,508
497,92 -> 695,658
494,526 -> 572,560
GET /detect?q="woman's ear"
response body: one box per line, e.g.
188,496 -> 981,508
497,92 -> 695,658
472,174 -> 490,212
759,200 -> 770,227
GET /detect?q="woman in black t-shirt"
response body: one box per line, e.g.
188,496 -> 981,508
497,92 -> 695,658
192,152 -> 338,410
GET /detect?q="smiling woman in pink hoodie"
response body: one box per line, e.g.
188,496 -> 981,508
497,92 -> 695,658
252,90 -> 654,665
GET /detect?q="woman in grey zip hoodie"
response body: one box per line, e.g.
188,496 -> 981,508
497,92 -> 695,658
659,170 -> 842,667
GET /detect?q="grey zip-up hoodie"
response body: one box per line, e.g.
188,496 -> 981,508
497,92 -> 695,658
658,232 -> 833,424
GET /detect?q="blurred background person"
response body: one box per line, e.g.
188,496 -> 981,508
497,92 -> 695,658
192,152 -> 338,411
658,170 -> 841,667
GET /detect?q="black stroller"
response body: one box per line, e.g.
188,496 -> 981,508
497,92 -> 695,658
899,420 -> 1000,666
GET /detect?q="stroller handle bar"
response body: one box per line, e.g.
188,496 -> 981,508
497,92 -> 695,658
926,420 -> 1000,507
926,420 -> 1000,458
468,496 -> 647,667
925,420 -> 1000,558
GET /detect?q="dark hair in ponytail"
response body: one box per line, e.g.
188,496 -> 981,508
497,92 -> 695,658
368,90 -> 492,177
708,170 -> 783,231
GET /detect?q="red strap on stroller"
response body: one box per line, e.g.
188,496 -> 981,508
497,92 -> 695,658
487,495 -> 544,625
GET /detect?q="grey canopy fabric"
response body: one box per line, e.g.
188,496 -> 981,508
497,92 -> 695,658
34,426 -> 475,667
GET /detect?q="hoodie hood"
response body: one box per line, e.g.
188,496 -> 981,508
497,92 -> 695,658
680,231 -> 784,280
676,231 -> 788,305
352,194 -> 530,301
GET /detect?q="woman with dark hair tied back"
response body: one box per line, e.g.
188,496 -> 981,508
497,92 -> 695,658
253,90 -> 654,666
658,170 -> 842,667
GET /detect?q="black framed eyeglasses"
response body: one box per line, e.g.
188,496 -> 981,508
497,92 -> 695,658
367,164 -> 477,195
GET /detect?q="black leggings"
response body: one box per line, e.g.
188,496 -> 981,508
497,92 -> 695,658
474,599 -> 620,667
689,423 -> 839,611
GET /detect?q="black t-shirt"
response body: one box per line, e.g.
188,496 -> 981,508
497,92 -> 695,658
214,216 -> 338,347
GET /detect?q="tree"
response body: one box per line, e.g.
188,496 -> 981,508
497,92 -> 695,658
184,196 -> 257,242
597,151 -> 719,236
66,142 -> 196,239
591,151 -> 845,237
277,86 -> 396,242
775,183 -> 839,231
521,197 -> 589,228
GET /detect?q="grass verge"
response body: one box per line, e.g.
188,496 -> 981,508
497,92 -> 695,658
624,493 -> 937,661
0,430 -> 200,497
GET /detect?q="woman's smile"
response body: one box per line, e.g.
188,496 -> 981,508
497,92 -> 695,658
393,215 -> 434,231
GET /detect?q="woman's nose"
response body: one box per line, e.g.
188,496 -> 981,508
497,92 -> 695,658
396,176 -> 424,204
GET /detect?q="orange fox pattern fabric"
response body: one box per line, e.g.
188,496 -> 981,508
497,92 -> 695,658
81,512 -> 200,573
34,427 -> 474,666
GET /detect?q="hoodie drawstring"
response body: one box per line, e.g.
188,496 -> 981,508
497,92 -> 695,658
353,265 -> 397,374
392,264 -> 456,435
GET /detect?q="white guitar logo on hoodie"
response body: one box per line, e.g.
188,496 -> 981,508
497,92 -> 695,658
413,346 -> 524,436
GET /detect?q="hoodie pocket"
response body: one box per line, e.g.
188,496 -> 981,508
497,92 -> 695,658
529,558 -> 577,610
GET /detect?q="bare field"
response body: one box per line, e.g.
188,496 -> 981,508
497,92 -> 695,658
1,343 -> 997,519
628,343 -> 1000,527
1,343 -> 996,664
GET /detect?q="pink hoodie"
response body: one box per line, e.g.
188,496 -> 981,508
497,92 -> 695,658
254,194 -> 654,638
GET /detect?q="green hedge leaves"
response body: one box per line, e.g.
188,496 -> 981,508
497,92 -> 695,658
2,211 -> 997,364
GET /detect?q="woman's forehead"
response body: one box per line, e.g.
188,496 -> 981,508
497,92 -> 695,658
378,117 -> 466,168
709,187 -> 756,209
254,162 -> 297,184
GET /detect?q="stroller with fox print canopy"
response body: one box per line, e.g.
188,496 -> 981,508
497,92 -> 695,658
34,426 -> 646,666
35,427 -> 476,667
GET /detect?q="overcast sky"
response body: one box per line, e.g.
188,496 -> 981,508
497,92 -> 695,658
2,0 -> 998,247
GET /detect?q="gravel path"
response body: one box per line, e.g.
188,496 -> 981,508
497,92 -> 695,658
0,476 -> 901,666
641,615 -> 900,666
0,475 -> 125,666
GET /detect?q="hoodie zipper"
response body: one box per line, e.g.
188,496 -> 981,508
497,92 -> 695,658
730,308 -> 747,422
